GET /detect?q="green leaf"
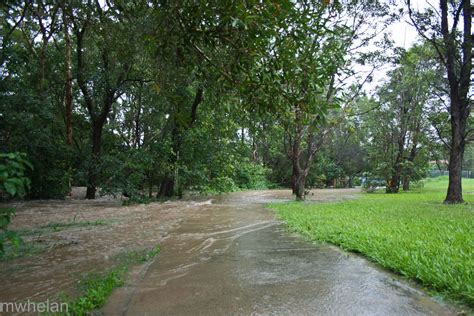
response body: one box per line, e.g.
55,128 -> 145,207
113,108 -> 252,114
3,181 -> 17,196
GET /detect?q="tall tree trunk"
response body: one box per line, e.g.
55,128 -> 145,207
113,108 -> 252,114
157,88 -> 203,198
158,176 -> 174,197
86,121 -> 103,199
402,176 -> 410,191
403,141 -> 418,191
291,163 -> 298,195
294,171 -> 306,201
387,136 -> 405,193
63,5 -> 73,196
134,83 -> 143,148
64,6 -> 73,146
348,176 -> 353,188
148,172 -> 153,198
445,97 -> 466,203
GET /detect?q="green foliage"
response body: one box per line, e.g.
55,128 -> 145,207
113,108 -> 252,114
67,268 -> 125,315
205,177 -> 238,194
28,145 -> 72,199
99,150 -> 153,201
271,177 -> 474,306
234,160 -> 271,190
0,152 -> 32,199
0,153 -> 32,257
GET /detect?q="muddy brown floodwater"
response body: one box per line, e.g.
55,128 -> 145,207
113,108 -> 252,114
0,189 -> 462,315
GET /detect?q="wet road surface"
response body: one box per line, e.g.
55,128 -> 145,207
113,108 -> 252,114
103,190 -> 458,315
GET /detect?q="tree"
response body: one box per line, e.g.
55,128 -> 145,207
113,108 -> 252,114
71,3 -> 144,199
244,2 -> 350,200
362,45 -> 435,193
407,0 -> 472,203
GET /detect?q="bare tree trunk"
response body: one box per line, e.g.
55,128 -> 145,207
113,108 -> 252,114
64,6 -> 73,146
387,137 -> 405,193
158,176 -> 174,197
348,176 -> 353,188
134,82 -> 143,148
86,121 -> 103,199
402,176 -> 410,191
294,171 -> 306,201
63,5 -> 73,197
445,96 -> 466,203
148,172 -> 153,198
291,163 -> 298,195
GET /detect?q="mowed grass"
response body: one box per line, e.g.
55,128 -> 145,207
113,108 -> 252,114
270,177 -> 474,307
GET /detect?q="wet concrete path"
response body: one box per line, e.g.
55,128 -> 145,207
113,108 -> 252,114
103,190 -> 457,315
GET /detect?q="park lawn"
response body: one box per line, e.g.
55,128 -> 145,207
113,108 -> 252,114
270,177 -> 474,307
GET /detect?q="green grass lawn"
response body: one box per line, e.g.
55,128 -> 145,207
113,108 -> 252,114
270,177 -> 474,307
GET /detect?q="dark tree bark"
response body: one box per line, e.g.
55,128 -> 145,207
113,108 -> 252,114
288,106 -> 324,201
64,8 -> 73,147
134,82 -> 143,148
63,4 -> 73,197
402,176 -> 410,191
291,142 -> 306,200
86,120 -> 104,199
387,109 -> 407,194
386,174 -> 401,193
347,176 -> 354,188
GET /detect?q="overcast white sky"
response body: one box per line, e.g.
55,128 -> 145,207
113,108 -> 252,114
389,0 -> 433,49
361,0 -> 435,93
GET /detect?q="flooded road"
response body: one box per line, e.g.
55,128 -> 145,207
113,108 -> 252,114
103,190 -> 458,315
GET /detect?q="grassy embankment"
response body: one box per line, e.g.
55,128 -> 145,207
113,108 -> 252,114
270,177 -> 474,307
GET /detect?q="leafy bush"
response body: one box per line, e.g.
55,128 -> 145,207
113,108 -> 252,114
28,144 -> 72,199
99,150 -> 154,201
234,160 -> 271,189
351,177 -> 362,187
0,153 -> 32,199
205,176 -> 238,193
0,153 -> 32,257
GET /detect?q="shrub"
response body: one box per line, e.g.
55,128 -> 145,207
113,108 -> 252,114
0,153 -> 32,257
207,176 -> 238,193
234,160 -> 271,190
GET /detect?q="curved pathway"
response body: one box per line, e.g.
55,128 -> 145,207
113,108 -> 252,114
104,189 -> 458,315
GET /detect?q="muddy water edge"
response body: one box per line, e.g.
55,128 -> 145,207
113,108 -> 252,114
0,189 -> 465,315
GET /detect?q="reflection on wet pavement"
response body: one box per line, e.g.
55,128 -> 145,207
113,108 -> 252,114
103,190 -> 459,315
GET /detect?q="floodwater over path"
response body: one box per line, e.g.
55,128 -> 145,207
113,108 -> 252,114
104,190 -> 458,315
